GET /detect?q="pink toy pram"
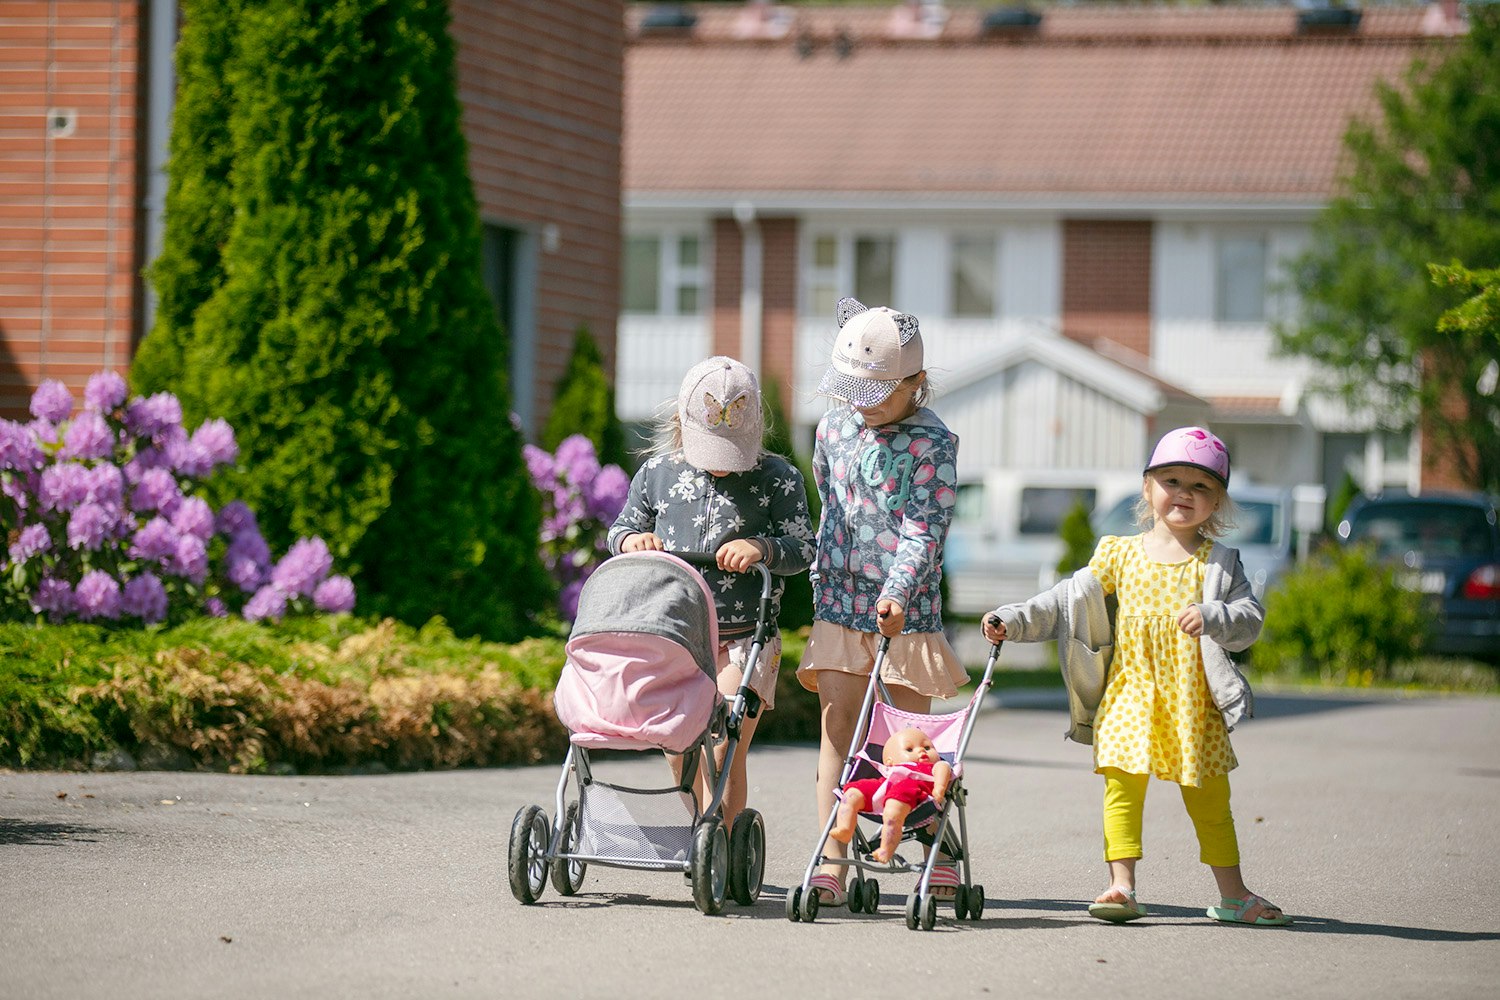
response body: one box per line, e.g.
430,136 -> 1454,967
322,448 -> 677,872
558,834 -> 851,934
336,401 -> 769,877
788,635 -> 1003,930
507,550 -> 773,915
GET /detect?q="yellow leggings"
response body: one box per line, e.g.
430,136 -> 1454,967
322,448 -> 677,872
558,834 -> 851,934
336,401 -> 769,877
1101,768 -> 1240,868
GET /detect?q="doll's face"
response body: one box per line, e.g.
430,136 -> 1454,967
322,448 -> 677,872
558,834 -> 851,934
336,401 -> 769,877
884,727 -> 937,766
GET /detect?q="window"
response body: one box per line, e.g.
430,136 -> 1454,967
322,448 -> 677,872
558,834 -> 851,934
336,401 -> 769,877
854,236 -> 894,306
954,482 -> 986,523
1215,236 -> 1268,323
803,232 -> 896,314
622,232 -> 705,315
951,235 -> 997,317
1017,487 -> 1096,535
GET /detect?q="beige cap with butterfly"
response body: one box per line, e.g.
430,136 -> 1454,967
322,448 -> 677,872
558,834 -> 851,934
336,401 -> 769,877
677,356 -> 764,473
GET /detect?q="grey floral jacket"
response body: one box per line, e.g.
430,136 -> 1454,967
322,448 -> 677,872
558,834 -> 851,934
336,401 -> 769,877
607,452 -> 814,639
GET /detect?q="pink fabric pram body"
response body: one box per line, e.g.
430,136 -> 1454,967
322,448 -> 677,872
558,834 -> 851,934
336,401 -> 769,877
553,551 -> 722,754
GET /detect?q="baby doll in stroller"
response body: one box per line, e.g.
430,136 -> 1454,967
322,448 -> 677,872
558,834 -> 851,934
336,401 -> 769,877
832,727 -> 953,864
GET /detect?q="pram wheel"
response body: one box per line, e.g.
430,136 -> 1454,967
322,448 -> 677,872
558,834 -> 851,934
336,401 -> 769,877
550,801 -> 586,896
690,817 -> 729,915
966,883 -> 985,920
727,809 -> 764,905
905,891 -> 938,931
785,885 -> 803,922
507,805 -> 550,905
862,878 -> 880,914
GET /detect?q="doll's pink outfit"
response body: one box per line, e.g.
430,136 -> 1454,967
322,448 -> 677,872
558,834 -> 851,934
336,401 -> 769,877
841,759 -> 940,812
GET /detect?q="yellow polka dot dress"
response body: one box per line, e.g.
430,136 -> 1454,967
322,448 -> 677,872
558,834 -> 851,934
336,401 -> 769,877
1088,534 -> 1237,787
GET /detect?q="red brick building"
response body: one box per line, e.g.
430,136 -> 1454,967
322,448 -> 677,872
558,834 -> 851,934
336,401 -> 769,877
0,0 -> 623,432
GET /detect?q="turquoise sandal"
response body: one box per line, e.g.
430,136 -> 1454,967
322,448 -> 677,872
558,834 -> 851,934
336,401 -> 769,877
1088,886 -> 1147,923
1208,892 -> 1291,926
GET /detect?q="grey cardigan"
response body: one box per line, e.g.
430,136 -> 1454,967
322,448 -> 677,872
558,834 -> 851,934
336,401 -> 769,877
990,538 -> 1264,744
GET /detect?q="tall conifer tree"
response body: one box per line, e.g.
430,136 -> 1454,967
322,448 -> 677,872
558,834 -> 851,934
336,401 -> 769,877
140,0 -> 548,639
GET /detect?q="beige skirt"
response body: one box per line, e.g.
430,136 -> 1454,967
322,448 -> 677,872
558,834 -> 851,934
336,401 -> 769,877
796,620 -> 968,700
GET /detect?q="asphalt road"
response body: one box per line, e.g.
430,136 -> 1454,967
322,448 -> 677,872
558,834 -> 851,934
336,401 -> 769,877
3,687 -> 1498,999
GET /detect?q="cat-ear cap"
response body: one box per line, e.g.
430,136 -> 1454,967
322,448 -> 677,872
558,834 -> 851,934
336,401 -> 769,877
677,356 -> 763,472
818,296 -> 924,408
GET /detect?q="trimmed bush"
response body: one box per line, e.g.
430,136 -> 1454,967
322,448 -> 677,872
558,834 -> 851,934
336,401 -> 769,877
541,328 -> 630,471
1252,542 -> 1428,683
136,0 -> 547,641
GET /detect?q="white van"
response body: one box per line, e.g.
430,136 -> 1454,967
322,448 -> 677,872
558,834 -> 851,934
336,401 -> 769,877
943,468 -> 1141,617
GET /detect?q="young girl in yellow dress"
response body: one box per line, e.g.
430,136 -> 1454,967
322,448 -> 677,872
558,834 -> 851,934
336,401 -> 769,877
982,427 -> 1290,926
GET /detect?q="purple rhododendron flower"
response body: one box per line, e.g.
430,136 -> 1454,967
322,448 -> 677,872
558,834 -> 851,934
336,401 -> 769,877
30,577 -> 74,617
270,537 -> 332,598
9,523 -> 50,564
61,410 -> 115,460
121,573 -> 168,624
30,379 -> 73,423
122,392 -> 182,439
83,462 -> 125,508
243,584 -> 287,622
84,370 -> 127,413
130,467 -> 180,514
523,444 -> 554,485
27,418 -> 59,447
38,462 -> 90,513
74,570 -> 122,621
587,464 -> 630,521
172,534 -> 209,584
203,596 -> 228,618
171,495 -> 215,541
215,500 -> 257,537
312,575 -> 356,613
67,501 -> 115,551
226,530 -> 271,592
129,516 -> 179,563
554,434 -> 601,487
0,419 -> 44,472
176,419 -> 238,477
558,578 -> 586,621
2,474 -> 31,512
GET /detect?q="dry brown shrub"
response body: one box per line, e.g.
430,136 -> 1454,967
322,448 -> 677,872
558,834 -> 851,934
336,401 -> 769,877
368,669 -> 565,769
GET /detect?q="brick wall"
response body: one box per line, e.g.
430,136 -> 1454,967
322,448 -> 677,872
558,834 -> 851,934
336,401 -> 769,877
451,0 -> 623,428
0,0 -> 142,418
759,216 -> 798,410
1061,219 -> 1153,358
711,215 -> 742,359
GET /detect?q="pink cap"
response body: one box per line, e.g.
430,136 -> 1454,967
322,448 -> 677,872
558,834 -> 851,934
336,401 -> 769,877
1144,426 -> 1230,487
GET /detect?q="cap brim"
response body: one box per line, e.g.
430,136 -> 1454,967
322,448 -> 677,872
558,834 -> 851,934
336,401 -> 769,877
1144,461 -> 1229,488
818,368 -> 901,408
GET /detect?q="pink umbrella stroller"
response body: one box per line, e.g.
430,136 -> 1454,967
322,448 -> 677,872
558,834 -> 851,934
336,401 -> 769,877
507,550 -> 773,915
788,636 -> 1003,930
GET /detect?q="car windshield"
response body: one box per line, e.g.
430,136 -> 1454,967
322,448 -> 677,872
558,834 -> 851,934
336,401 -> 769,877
1223,500 -> 1283,548
1348,503 -> 1494,560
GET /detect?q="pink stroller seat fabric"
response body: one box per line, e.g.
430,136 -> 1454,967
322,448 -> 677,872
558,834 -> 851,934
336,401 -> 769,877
554,552 -> 722,754
840,701 -> 970,824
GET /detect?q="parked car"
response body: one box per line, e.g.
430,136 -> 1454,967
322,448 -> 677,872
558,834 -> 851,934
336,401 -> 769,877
1091,483 -> 1298,600
1336,492 -> 1500,658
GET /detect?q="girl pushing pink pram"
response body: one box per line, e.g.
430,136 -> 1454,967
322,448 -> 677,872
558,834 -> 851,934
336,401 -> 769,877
507,550 -> 772,915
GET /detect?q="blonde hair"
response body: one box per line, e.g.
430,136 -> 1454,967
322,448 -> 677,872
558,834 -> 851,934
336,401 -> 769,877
1132,472 -> 1237,539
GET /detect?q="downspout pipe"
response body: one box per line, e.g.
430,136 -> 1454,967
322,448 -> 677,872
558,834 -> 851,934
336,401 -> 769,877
733,200 -> 762,372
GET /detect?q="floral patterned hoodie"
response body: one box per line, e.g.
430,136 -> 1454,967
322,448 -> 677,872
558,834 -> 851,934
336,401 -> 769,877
607,452 -> 814,639
811,405 -> 959,634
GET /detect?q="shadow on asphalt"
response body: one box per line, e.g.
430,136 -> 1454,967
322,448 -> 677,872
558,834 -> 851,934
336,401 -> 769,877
990,690 -> 1393,721
0,818 -> 112,846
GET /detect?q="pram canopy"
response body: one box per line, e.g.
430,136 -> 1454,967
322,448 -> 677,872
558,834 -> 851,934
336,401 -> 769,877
554,551 -> 721,753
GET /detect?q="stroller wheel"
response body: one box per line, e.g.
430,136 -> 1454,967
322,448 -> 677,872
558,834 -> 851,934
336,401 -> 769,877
786,885 -> 803,922
848,879 -> 865,914
799,883 -> 820,923
904,891 -> 921,930
862,878 -> 880,914
690,818 -> 728,915
967,884 -> 985,921
507,805 -> 550,905
550,801 -> 586,896
727,809 -> 765,906
953,884 -> 968,919
921,893 -> 938,932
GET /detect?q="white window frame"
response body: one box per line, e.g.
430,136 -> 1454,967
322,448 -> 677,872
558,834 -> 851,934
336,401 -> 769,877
949,231 -> 1000,319
799,230 -> 898,315
1215,233 -> 1269,325
623,228 -> 708,316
